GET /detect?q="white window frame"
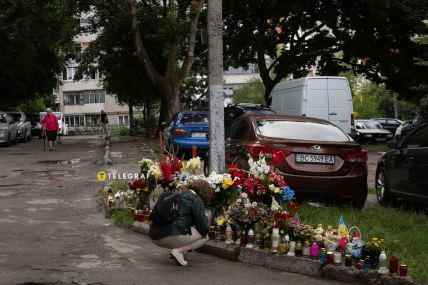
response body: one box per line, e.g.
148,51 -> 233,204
119,115 -> 129,126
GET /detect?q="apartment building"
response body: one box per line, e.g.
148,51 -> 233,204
53,15 -> 140,128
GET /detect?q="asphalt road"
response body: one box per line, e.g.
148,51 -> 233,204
0,136 -> 352,285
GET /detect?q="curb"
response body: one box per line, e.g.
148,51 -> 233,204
128,222 -> 420,285
104,136 -> 113,165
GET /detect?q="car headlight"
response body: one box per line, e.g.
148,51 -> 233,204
365,134 -> 372,137
387,134 -> 393,137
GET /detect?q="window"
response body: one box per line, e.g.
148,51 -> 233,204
85,115 -> 101,126
63,67 -> 77,81
256,120 -> 350,142
403,127 -> 428,149
83,90 -> 105,104
233,119 -> 250,140
119,115 -> 129,125
65,115 -> 85,127
177,113 -> 209,124
225,63 -> 259,75
64,91 -> 84,105
225,120 -> 240,141
0,114 -> 7,124
88,70 -> 103,80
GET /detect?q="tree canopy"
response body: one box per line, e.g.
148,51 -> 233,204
223,0 -> 428,103
0,0 -> 84,110
231,78 -> 266,105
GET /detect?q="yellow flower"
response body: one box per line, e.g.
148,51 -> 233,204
372,238 -> 378,241
144,187 -> 149,192
180,161 -> 185,171
227,220 -> 232,224
381,239 -> 384,242
218,220 -> 224,226
269,184 -> 275,190
375,243 -> 379,247
136,188 -> 142,192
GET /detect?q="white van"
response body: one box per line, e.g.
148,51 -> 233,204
269,76 -> 355,137
40,112 -> 68,136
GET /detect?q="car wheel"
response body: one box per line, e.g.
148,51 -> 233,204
354,181 -> 368,209
28,131 -> 32,141
376,167 -> 393,205
203,157 -> 210,176
23,129 -> 28,143
13,131 -> 19,145
5,133 -> 11,147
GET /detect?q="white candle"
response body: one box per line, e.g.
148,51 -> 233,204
287,241 -> 296,256
333,252 -> 342,265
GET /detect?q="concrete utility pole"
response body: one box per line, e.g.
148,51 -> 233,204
207,0 -> 225,173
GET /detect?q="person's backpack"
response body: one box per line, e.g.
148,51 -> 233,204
149,191 -> 183,225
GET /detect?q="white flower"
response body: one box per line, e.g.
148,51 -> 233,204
269,184 -> 275,190
236,199 -> 242,204
252,202 -> 258,207
274,187 -> 280,193
244,203 -> 251,208
241,193 -> 248,199
271,196 -> 280,211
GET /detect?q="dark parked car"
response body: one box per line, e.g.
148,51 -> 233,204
205,114 -> 368,207
375,122 -> 428,205
162,111 -> 209,154
25,112 -> 42,138
224,103 -> 276,127
398,113 -> 428,140
354,120 -> 393,144
371,118 -> 403,134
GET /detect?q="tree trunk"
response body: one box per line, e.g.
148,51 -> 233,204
161,78 -> 181,119
129,102 -> 134,136
146,101 -> 151,138
156,96 -> 168,138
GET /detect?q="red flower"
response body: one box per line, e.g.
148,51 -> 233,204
210,194 -> 217,200
248,190 -> 254,196
289,203 -> 296,209
230,164 -> 238,169
293,206 -> 299,212
275,223 -> 281,228
281,220 -> 285,224
254,209 -> 258,215
286,213 -> 293,219
260,221 -> 263,225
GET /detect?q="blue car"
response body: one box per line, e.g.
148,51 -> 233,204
162,111 -> 209,154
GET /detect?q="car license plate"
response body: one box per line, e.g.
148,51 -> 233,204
375,138 -> 386,141
192,132 -> 206,137
296,154 -> 335,164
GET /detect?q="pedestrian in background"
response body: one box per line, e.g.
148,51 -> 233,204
101,110 -> 109,137
42,108 -> 59,151
149,180 -> 212,266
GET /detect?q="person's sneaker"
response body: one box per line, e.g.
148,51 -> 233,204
169,248 -> 187,266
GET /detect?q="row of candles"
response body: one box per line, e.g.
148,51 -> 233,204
209,225 -> 407,277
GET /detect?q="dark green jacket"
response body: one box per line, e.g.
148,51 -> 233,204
149,192 -> 210,240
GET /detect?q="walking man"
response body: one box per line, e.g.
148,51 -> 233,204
101,110 -> 109,137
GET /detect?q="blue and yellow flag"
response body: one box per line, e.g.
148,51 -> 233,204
339,216 -> 348,238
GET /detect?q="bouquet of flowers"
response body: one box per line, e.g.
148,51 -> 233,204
227,193 -> 269,229
324,226 -> 341,251
138,158 -> 161,191
121,190 -> 138,205
186,157 -> 201,175
292,224 -> 315,243
248,152 -> 271,180
364,237 -> 385,254
205,171 -> 241,209
260,210 -> 294,236
156,154 -> 185,190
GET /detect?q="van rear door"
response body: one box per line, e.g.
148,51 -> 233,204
327,78 -> 352,134
306,78 -> 329,121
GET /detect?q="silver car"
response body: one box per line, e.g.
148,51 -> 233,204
0,112 -> 19,147
7,111 -> 32,142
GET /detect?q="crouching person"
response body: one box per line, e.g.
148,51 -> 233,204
149,180 -> 213,266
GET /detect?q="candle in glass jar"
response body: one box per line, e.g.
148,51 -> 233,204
310,242 -> 320,260
295,241 -> 303,257
246,229 -> 255,248
319,249 -> 327,261
287,241 -> 296,256
225,225 -> 233,245
357,259 -> 364,270
208,226 -> 215,240
327,251 -> 334,264
400,265 -> 407,277
389,256 -> 399,276
333,252 -> 342,266
240,229 -> 247,247
270,228 -> 280,253
345,254 -> 352,267
264,235 -> 271,251
302,240 -> 310,258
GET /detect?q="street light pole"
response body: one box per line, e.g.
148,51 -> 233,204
207,0 -> 225,173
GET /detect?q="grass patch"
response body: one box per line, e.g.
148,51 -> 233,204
368,188 -> 376,194
106,209 -> 134,228
110,131 -> 119,137
297,202 -> 428,284
361,143 -> 390,150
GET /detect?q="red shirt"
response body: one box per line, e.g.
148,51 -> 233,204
42,114 -> 59,131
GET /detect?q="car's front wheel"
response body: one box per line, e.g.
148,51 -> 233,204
22,129 -> 28,143
13,131 -> 19,145
5,133 -> 11,147
28,131 -> 32,141
376,167 -> 393,205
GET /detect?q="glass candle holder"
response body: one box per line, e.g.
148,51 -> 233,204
378,251 -> 389,274
327,251 -> 334,264
345,254 -> 352,267
302,240 -> 310,258
264,235 -> 271,251
400,265 -> 407,277
363,256 -> 371,271
287,241 -> 296,256
225,225 -> 233,245
240,229 -> 247,247
319,249 -> 327,262
214,225 -> 222,242
279,237 -> 288,254
357,259 -> 364,270
254,233 -> 263,250
310,242 -> 320,260
270,228 -> 280,253
232,228 -> 238,244
246,229 -> 255,248
295,241 -> 303,257
209,226 -> 215,240
389,256 -> 399,276
333,252 -> 342,266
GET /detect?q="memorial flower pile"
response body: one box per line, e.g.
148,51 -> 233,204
186,157 -> 201,175
157,154 -> 185,190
